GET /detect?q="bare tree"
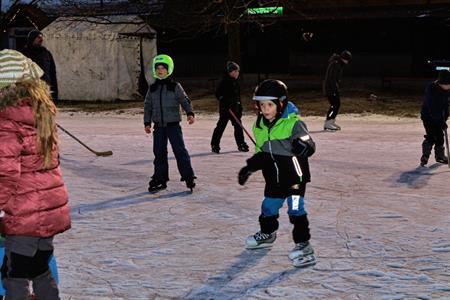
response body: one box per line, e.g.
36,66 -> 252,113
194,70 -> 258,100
42,0 -> 289,63
0,0 -> 41,33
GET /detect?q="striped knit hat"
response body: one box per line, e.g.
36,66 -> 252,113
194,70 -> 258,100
0,49 -> 44,89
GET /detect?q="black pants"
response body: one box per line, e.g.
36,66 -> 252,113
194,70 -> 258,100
211,107 -> 245,147
152,123 -> 195,182
326,93 -> 341,120
422,119 -> 444,147
1,250 -> 52,279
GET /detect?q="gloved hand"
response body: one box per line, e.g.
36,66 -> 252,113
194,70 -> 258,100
292,137 -> 309,157
238,166 -> 252,185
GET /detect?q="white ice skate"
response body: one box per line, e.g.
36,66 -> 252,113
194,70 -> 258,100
245,231 -> 276,249
330,119 -> 341,130
324,119 -> 339,131
292,253 -> 316,268
288,241 -> 314,260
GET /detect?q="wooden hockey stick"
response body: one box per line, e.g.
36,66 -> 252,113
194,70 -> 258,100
228,109 -> 256,145
444,128 -> 450,168
57,124 -> 113,157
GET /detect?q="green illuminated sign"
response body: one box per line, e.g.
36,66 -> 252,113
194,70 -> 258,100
246,7 -> 283,16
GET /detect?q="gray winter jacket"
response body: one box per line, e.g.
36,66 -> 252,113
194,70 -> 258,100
144,79 -> 194,127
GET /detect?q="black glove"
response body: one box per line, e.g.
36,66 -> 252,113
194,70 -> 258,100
238,166 -> 252,185
442,121 -> 448,130
292,137 -> 309,157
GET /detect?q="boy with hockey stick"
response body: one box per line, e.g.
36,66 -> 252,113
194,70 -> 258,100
237,79 -> 316,267
144,54 -> 197,192
420,70 -> 450,166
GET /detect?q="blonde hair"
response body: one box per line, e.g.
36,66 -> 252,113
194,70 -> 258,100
20,80 -> 58,169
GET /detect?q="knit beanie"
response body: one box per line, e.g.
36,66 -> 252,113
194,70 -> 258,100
0,49 -> 44,89
27,29 -> 42,45
226,61 -> 240,73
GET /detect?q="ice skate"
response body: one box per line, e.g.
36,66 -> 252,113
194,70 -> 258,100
420,155 -> 429,166
185,177 -> 196,192
324,119 -> 339,131
211,145 -> 220,154
245,231 -> 276,249
238,143 -> 249,152
288,241 -> 314,260
148,179 -> 167,193
292,253 -> 316,268
330,119 -> 341,130
435,146 -> 448,164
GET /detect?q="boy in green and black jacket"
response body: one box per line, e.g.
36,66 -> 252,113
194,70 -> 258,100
238,79 -> 316,268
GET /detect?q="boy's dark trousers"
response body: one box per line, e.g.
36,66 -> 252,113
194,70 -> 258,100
211,106 -> 245,147
152,122 -> 195,182
422,119 -> 446,159
326,92 -> 341,120
1,250 -> 59,300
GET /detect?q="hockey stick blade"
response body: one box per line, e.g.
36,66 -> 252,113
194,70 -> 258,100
94,150 -> 113,157
57,124 -> 113,157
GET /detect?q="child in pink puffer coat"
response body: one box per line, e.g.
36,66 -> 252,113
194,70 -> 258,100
0,49 -> 70,300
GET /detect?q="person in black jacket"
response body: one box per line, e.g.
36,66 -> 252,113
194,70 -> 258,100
420,70 -> 450,166
323,50 -> 351,131
22,30 -> 58,101
210,61 -> 249,153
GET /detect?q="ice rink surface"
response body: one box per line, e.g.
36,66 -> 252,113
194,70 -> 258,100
55,112 -> 450,299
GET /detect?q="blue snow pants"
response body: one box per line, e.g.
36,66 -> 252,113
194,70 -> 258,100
258,184 -> 311,243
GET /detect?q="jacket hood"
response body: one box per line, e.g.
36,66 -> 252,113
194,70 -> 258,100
328,53 -> 342,63
0,83 -> 30,110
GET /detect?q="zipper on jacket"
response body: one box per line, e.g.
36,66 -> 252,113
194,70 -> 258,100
159,85 -> 164,126
267,125 -> 280,185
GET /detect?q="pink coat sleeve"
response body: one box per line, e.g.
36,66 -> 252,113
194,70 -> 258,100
0,129 -> 22,209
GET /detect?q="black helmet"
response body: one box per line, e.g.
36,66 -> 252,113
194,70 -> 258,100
253,79 -> 288,113
340,50 -> 352,61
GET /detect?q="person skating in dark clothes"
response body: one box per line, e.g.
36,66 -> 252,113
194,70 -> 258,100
420,70 -> 450,166
323,50 -> 351,131
211,61 -> 249,153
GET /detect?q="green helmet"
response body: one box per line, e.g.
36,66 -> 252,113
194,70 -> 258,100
152,54 -> 174,79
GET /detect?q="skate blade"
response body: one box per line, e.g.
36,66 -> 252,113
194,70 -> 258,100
245,243 -> 274,250
288,251 -> 314,261
292,255 -> 316,268
148,187 -> 166,194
